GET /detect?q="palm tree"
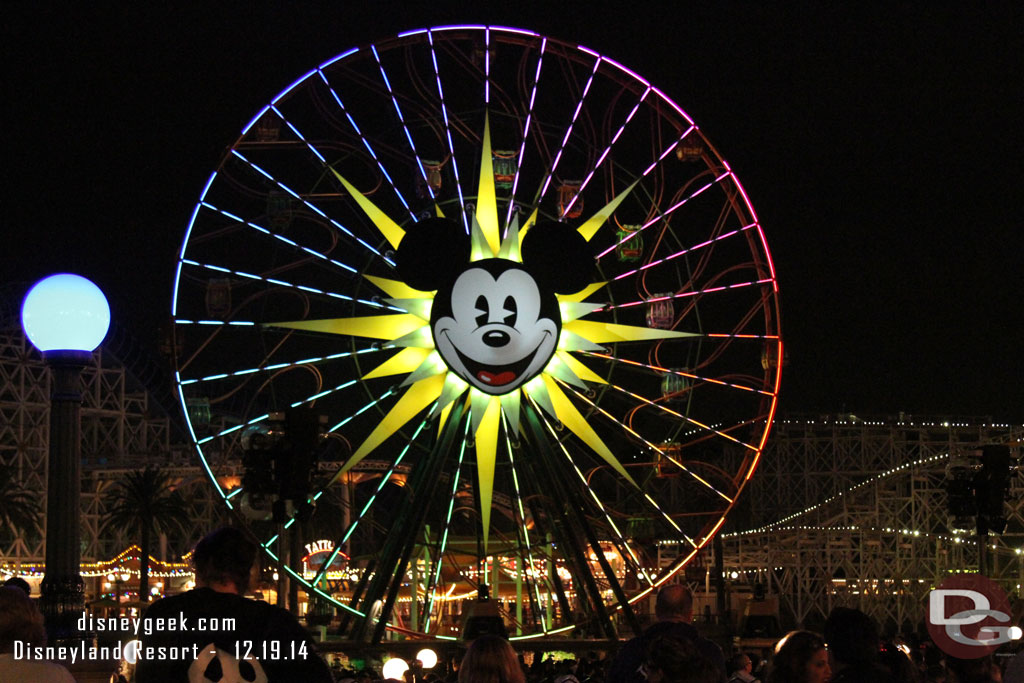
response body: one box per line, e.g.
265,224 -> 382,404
101,467 -> 190,602
0,463 -> 41,541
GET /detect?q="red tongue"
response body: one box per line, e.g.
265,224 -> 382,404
478,370 -> 516,385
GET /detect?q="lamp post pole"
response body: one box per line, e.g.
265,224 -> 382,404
22,273 -> 110,643
41,349 -> 90,641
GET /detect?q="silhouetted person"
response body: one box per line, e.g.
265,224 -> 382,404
608,584 -> 725,682
728,652 -> 761,683
645,635 -> 726,683
0,586 -> 75,682
2,577 -> 30,596
136,526 -> 332,682
765,631 -> 829,683
458,634 -> 525,683
823,607 -> 899,683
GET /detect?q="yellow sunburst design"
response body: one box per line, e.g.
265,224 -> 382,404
267,114 -> 692,551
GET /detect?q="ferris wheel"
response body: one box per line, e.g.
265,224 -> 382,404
171,25 -> 782,640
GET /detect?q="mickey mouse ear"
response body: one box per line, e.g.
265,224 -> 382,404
521,221 -> 595,294
394,217 -> 470,291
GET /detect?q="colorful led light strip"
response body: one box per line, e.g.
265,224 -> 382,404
330,418 -> 428,549
371,44 -> 436,202
597,278 -> 776,312
563,382 -> 735,504
268,105 -> 325,163
328,388 -> 397,434
427,30 -> 468,230
596,172 -> 729,260
533,394 -> 658,582
503,416 -> 549,631
226,152 -> 387,262
178,348 -> 379,386
316,69 -> 415,222
706,333 -> 781,340
613,223 -> 758,281
537,55 -> 602,200
172,171 -> 219,317
582,352 -> 775,398
505,37 -> 547,229
484,27 -> 491,104
196,413 -> 269,447
531,394 -> 694,549
424,420 -> 470,631
560,86 -> 650,218
179,259 -> 395,311
607,384 -> 759,452
259,542 -> 363,616
200,195 -> 359,274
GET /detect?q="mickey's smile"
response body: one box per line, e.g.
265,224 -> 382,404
442,330 -> 552,388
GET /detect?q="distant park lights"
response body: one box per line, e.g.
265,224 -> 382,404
21,273 -> 110,355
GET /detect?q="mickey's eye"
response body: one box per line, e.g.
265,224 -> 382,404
502,296 -> 517,326
475,295 -> 489,327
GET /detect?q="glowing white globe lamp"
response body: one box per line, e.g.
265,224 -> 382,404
21,273 -> 110,355
21,273 -> 110,643
382,657 -> 410,680
416,648 -> 438,669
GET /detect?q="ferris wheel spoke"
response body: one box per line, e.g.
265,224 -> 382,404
504,36 -> 547,229
611,222 -> 759,281
580,351 -> 775,398
535,54 -> 602,202
265,105 -> 328,166
596,171 -> 730,261
173,319 -> 258,327
179,258 -> 399,312
190,378 -> 371,448
194,412 -> 270,445
177,348 -> 379,386
604,382 -> 760,453
315,69 -> 417,223
559,382 -> 735,505
598,277 -> 776,312
528,395 -> 656,586
502,419 -> 552,631
195,200 -> 358,275
421,420 -> 470,632
308,417 -> 434,590
226,151 -> 390,264
324,387 -> 399,435
267,99 -> 422,228
640,125 -> 698,178
559,86 -> 652,219
424,30 -> 470,230
370,43 -> 437,203
531,398 -> 696,551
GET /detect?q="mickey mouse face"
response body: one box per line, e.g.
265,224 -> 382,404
395,217 -> 594,396
432,260 -> 559,395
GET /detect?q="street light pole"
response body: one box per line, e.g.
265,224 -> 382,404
21,273 -> 110,643
41,351 -> 90,640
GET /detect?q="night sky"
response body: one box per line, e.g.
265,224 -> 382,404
4,3 -> 1021,421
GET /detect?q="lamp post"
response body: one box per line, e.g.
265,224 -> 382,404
21,273 -> 110,643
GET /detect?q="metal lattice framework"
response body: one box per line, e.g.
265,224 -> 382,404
721,417 -> 1024,633
0,319 -> 222,567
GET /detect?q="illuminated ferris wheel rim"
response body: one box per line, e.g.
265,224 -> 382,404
171,23 -> 783,639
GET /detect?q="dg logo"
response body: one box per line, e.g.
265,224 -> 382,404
927,574 -> 1022,658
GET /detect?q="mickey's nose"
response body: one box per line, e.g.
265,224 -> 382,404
483,330 -> 510,347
